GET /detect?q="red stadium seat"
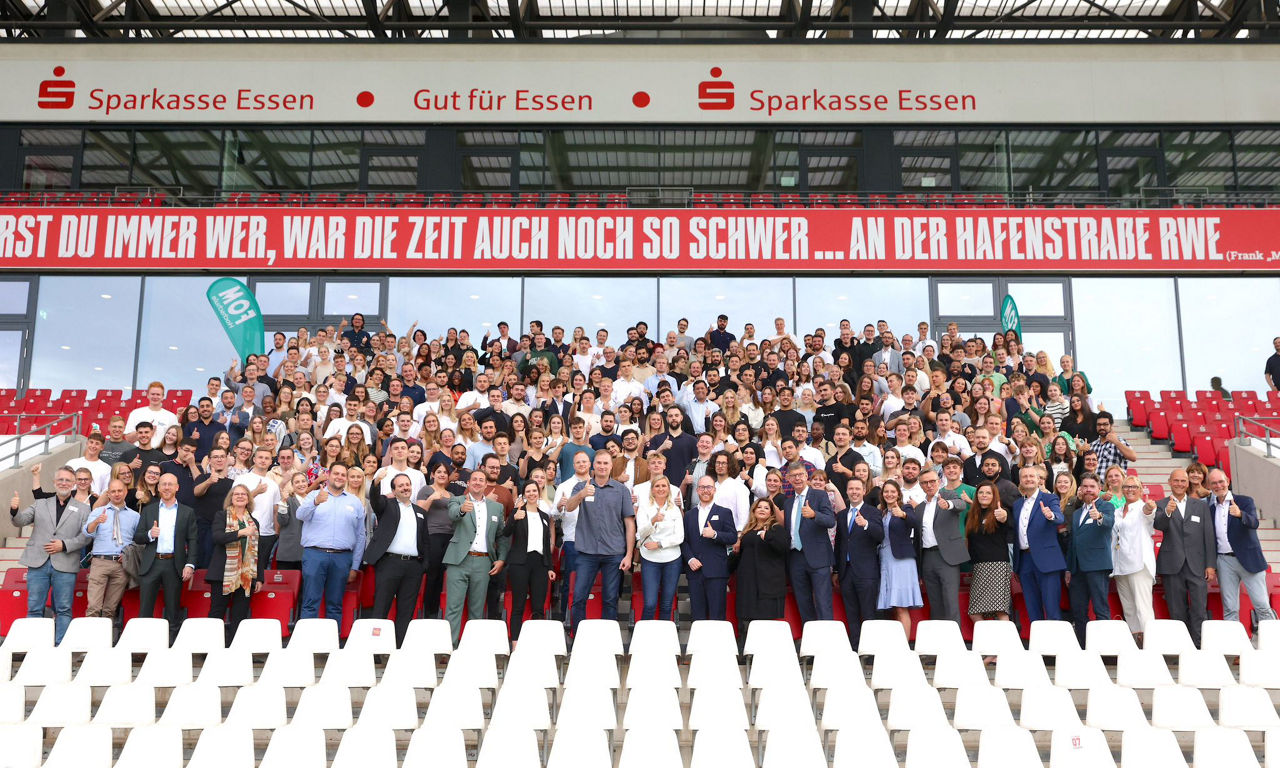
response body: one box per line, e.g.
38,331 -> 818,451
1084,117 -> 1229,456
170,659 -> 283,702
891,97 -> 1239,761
516,193 -> 541,208
1217,443 -> 1232,479
778,194 -> 803,207
1195,434 -> 1219,467
605,193 -> 628,208
573,193 -> 601,208
866,194 -> 892,207
1231,390 -> 1259,403
313,193 -> 340,206
341,193 -> 367,207
750,193 -> 776,208
0,569 -> 30,635
1170,421 -> 1194,454
545,193 -> 570,208
808,194 -> 834,208
834,194 -> 862,208
425,193 -> 449,207
720,193 -> 745,208
489,192 -> 513,207
691,193 -> 716,207
1148,410 -> 1170,441
459,193 -> 484,207
369,193 -> 394,207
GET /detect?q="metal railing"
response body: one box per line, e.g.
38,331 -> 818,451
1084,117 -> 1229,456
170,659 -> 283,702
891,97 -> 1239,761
1235,415 -> 1280,459
0,413 -> 83,469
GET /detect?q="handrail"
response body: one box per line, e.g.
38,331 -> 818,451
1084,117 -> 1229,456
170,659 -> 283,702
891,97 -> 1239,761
0,413 -> 83,469
1235,415 -> 1280,459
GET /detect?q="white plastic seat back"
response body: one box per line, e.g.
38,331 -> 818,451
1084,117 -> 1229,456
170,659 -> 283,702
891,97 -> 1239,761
44,723 -> 112,768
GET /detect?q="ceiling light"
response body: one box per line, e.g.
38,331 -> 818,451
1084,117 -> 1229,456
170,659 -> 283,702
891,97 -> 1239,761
470,295 -> 480,300
99,294 -> 112,300
60,345 -> 71,350
168,345 -> 179,351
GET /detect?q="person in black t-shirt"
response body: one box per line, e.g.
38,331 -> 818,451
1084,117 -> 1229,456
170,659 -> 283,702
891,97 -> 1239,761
646,406 -> 698,487
192,446 -> 235,570
1266,337 -> 1280,392
813,380 -> 848,438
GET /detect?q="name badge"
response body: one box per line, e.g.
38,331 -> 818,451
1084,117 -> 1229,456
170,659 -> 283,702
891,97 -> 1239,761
415,512 -> 424,520
491,516 -> 498,522
1191,515 -> 1200,523
711,515 -> 719,521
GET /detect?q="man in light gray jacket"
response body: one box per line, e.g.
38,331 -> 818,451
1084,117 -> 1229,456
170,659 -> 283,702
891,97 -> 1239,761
10,466 -> 92,643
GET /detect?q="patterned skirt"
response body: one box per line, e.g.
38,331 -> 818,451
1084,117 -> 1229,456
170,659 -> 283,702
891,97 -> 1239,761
969,561 -> 1012,615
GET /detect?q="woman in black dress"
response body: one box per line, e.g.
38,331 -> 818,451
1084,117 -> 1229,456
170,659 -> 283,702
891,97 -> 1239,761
730,497 -> 791,635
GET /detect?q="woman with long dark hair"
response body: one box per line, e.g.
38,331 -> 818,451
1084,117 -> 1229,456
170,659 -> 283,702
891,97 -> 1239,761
964,481 -> 1013,630
502,480 -> 556,645
730,497 -> 790,635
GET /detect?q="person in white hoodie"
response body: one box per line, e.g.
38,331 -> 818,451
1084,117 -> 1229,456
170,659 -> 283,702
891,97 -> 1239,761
635,475 -> 685,621
1112,477 -> 1158,645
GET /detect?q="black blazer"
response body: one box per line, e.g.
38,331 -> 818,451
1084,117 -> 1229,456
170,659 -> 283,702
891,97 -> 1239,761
501,506 -> 554,567
205,515 -> 265,586
834,502 -> 886,581
134,500 -> 198,574
363,492 -> 431,565
731,524 -> 791,601
882,503 -> 922,561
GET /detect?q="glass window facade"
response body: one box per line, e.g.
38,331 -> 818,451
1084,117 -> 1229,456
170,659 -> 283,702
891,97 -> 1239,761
1071,277 -> 1183,412
136,276 -> 244,395
31,277 -> 141,392
1176,277 -> 1280,395
14,125 -> 1280,198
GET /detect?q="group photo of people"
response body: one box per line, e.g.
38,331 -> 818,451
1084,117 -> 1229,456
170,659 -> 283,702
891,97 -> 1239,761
12,310 -> 1271,652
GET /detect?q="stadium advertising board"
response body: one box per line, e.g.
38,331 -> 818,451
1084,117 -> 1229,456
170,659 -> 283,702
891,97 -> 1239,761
1,207 -> 1276,272
4,44 -> 1280,124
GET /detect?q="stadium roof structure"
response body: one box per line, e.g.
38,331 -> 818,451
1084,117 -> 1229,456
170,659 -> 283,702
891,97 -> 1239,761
1,0 -> 1276,40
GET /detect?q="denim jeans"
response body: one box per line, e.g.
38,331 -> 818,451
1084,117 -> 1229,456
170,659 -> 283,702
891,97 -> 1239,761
557,540 -> 577,621
571,551 -> 623,634
27,560 -> 77,644
300,548 -> 354,623
640,557 -> 681,621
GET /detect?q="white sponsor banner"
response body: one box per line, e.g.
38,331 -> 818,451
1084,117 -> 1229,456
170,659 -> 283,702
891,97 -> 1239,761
3,44 -> 1279,124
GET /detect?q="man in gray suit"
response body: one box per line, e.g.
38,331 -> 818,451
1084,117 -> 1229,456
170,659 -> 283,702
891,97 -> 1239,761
9,466 -> 92,643
1155,468 -> 1216,648
134,473 -> 198,640
873,330 -> 905,375
918,467 -> 969,623
443,468 -> 510,646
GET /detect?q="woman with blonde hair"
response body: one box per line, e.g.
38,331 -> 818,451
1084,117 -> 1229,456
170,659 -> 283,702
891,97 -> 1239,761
759,415 -> 785,468
730,496 -> 790,628
635,474 -> 685,621
435,395 -> 458,432
207,484 -> 262,641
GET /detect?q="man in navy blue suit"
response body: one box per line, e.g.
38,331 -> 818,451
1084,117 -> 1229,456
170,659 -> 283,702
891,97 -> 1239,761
1066,473 -> 1115,644
833,476 -> 884,646
681,475 -> 738,621
783,462 -> 836,622
1011,465 -> 1065,622
1207,469 -> 1277,624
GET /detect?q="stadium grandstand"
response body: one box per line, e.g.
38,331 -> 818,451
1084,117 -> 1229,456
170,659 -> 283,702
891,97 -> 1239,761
4,5 -> 1280,767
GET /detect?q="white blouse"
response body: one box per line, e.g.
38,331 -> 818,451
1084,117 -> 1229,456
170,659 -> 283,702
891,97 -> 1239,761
1111,500 -> 1156,578
635,498 -> 685,564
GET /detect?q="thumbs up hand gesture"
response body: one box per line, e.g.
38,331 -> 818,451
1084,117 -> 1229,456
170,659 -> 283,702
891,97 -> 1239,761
150,520 -> 161,538
1229,501 -> 1243,518
960,490 -> 972,505
315,488 -> 329,505
802,502 -> 816,519
1040,502 -> 1054,521
994,505 -> 1007,523
702,521 -> 715,539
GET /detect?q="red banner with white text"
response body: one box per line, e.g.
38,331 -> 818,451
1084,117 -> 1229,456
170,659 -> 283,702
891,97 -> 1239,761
1,206 -> 1278,271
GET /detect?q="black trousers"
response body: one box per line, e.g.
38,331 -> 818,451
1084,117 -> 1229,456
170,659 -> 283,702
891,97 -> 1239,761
839,573 -> 880,648
1164,564 -> 1210,647
506,559 -> 550,640
422,533 -> 451,619
371,555 -> 426,646
209,585 -> 253,643
138,560 -> 184,636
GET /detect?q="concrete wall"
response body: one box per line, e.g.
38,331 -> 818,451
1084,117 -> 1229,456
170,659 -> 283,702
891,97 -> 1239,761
1229,439 -> 1280,521
0,438 -> 85,539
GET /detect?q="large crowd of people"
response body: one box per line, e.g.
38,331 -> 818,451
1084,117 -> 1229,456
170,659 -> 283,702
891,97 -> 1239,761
9,311 -> 1271,650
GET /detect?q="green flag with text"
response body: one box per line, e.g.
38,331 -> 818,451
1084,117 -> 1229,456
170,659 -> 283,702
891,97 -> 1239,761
1001,294 -> 1022,339
206,277 -> 265,361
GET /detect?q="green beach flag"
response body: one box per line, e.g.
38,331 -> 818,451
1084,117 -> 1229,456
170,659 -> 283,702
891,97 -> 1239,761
206,278 -> 265,361
1000,294 -> 1022,339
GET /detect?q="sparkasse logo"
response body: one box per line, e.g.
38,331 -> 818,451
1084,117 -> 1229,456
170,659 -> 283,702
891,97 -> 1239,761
38,66 -> 75,109
697,67 -> 734,111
